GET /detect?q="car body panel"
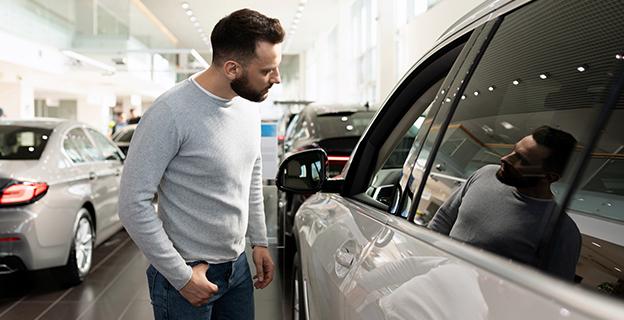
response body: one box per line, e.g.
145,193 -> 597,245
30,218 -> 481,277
0,119 -> 124,271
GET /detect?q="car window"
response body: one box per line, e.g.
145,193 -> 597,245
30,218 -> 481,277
565,108 -> 624,299
87,128 -> 123,162
412,0 -> 623,289
365,79 -> 441,208
0,126 -> 52,160
315,111 -> 375,138
114,127 -> 134,143
64,128 -> 99,163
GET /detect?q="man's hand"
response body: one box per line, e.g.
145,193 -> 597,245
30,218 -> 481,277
179,263 -> 219,307
252,246 -> 274,289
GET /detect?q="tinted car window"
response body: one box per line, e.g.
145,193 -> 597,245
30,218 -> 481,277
0,126 -> 52,160
65,128 -> 100,162
413,0 -> 623,290
315,111 -> 375,139
88,128 -> 122,161
114,127 -> 134,143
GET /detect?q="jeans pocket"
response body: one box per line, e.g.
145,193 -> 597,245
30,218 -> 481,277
146,265 -> 168,309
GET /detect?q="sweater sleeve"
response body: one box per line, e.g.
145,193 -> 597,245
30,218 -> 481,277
118,101 -> 193,290
246,154 -> 268,247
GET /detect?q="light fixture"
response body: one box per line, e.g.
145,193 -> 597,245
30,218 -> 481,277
193,21 -> 200,27
190,16 -> 197,22
616,54 -> 623,60
577,65 -> 587,72
512,79 -> 520,86
461,95 -> 466,100
181,2 -> 190,9
501,121 -> 514,130
615,267 -> 622,272
539,73 -> 549,80
592,242 -> 602,248
186,9 -> 193,16
62,50 -> 116,73
445,97 -> 451,102
473,90 -> 480,96
295,12 -> 303,19
488,86 -> 495,92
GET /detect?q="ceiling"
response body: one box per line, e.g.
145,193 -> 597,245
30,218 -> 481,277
139,0 -> 340,56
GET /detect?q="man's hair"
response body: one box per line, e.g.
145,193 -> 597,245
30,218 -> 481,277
211,8 -> 285,65
531,125 -> 577,175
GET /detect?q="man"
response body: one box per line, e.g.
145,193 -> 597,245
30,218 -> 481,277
111,112 -> 127,136
428,126 -> 581,281
119,8 -> 283,319
127,108 -> 141,124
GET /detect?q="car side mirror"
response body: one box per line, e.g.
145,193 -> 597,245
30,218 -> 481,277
276,149 -> 327,193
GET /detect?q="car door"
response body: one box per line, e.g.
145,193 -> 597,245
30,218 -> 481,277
347,0 -> 624,319
85,128 -> 124,243
293,21 -> 474,319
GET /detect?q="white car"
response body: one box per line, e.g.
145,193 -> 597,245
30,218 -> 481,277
0,118 -> 125,285
277,0 -> 624,318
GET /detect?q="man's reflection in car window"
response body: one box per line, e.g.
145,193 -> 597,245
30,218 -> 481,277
428,126 -> 581,280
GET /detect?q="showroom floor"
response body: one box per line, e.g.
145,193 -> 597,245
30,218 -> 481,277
0,186 -> 284,320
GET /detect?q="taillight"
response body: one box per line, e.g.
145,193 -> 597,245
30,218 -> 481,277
277,135 -> 285,142
0,182 -> 48,206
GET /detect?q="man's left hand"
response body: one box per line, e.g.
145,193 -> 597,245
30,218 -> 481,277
252,246 -> 274,289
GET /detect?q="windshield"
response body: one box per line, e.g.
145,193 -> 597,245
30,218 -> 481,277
0,126 -> 53,160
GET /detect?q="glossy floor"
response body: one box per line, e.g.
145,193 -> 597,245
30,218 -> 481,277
0,230 -> 283,320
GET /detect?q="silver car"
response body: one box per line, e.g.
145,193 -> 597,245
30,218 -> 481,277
0,118 -> 124,285
278,0 -> 624,319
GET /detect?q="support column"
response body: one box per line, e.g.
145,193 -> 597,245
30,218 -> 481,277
0,80 -> 35,118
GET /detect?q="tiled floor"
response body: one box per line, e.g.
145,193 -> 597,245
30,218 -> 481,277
0,185 -> 285,320
0,230 -> 284,320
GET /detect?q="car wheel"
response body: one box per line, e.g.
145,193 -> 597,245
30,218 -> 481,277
292,252 -> 306,320
59,208 -> 94,286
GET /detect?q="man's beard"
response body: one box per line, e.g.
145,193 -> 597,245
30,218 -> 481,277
496,163 -> 543,188
231,73 -> 270,102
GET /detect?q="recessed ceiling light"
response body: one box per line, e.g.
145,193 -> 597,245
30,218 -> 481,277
190,16 -> 197,22
577,65 -> 587,72
186,9 -> 193,16
299,0 -> 308,4
512,79 -> 520,86
488,86 -> 495,92
592,242 -> 601,248
295,12 -> 303,19
181,2 -> 190,9
193,21 -> 200,27
473,90 -> 480,96
539,73 -> 549,80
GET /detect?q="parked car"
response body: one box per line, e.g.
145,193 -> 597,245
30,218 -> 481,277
111,124 -> 137,156
277,105 -> 375,278
0,118 -> 125,285
277,0 -> 624,319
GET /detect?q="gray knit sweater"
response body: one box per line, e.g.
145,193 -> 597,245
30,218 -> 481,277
118,78 -> 268,290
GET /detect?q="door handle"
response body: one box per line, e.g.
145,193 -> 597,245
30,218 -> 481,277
89,172 -> 97,180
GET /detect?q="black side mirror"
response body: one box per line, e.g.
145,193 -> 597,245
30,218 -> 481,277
276,149 -> 327,193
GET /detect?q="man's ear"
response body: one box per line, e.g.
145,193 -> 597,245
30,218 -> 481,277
223,60 -> 242,80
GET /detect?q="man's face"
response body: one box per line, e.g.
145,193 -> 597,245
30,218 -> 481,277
231,41 -> 282,102
496,135 -> 553,188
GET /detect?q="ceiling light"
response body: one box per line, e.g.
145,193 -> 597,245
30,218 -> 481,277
615,267 -> 622,272
473,90 -> 480,96
539,73 -> 549,80
592,242 -> 601,248
190,16 -> 197,22
444,97 -> 451,102
298,4 -> 305,12
186,9 -> 193,16
299,0 -> 308,4
193,21 -> 200,27
197,28 -> 203,33
488,86 -> 495,91
181,2 -> 190,9
512,79 -> 520,86
295,12 -> 303,19
501,121 -> 514,130
616,54 -> 623,60
461,95 -> 466,100
577,65 -> 587,72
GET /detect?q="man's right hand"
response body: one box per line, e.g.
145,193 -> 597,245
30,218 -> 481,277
179,263 -> 219,307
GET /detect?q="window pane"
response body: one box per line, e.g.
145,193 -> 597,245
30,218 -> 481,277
88,129 -> 122,161
422,0 -> 624,286
0,126 -> 51,160
67,128 -> 100,162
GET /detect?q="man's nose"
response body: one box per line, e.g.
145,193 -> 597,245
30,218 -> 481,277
271,68 -> 281,84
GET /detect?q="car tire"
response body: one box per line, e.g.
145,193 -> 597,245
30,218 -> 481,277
292,252 -> 306,320
59,208 -> 94,287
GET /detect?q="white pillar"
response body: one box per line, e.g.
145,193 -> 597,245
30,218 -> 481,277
0,80 -> 34,119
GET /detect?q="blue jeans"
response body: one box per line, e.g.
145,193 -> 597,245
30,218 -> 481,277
146,253 -> 254,320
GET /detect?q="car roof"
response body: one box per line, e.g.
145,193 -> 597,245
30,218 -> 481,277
0,118 -> 70,130
302,104 -> 375,117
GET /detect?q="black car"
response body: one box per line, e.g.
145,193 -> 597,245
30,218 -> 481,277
111,124 -> 137,156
